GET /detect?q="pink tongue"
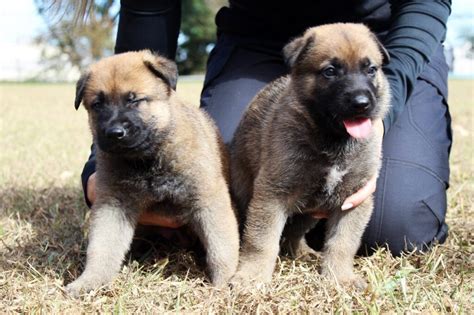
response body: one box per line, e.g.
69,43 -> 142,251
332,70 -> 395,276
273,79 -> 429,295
343,118 -> 372,139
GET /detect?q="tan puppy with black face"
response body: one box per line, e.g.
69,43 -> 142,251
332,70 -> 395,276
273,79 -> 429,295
66,51 -> 239,296
230,23 -> 390,289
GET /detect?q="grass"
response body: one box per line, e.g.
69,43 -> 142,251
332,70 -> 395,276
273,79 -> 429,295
0,80 -> 473,313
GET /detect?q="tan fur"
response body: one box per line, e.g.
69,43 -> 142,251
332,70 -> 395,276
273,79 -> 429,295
296,24 -> 384,70
66,51 -> 239,296
230,24 -> 390,289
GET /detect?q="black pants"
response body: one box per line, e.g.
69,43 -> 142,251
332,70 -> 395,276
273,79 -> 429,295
201,34 -> 452,255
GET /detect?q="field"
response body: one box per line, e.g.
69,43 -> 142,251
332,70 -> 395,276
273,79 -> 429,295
0,80 -> 472,313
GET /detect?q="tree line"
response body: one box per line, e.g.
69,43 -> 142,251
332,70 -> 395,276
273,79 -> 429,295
34,0 -> 224,76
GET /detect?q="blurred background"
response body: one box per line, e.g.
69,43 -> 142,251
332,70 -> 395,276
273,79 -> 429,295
0,0 -> 225,81
0,0 -> 472,82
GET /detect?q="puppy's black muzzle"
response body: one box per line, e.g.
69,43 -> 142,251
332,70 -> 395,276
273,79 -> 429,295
98,124 -> 149,154
341,91 -> 375,120
336,73 -> 377,116
106,125 -> 127,140
351,94 -> 371,112
95,107 -> 150,154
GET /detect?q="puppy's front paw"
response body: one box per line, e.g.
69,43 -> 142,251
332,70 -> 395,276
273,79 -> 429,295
281,238 -> 320,260
229,267 -> 271,287
346,275 -> 368,291
334,274 -> 368,291
65,275 -> 109,298
65,279 -> 91,298
321,268 -> 367,291
209,270 -> 234,288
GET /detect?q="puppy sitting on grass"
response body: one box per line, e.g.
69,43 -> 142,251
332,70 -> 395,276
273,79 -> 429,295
230,23 -> 390,289
66,51 -> 239,296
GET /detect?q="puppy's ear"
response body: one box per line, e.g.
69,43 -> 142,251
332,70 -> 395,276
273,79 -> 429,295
75,72 -> 90,110
143,50 -> 178,90
371,34 -> 390,66
283,35 -> 314,68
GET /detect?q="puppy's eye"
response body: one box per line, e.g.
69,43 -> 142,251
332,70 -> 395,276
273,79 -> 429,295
127,93 -> 148,107
127,92 -> 137,103
126,93 -> 140,107
367,66 -> 378,76
91,92 -> 105,111
91,100 -> 102,110
322,66 -> 337,79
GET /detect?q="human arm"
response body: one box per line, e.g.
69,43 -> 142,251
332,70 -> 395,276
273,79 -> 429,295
382,0 -> 451,132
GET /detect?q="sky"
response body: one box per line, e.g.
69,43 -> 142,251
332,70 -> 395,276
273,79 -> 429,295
0,0 -> 47,80
0,0 -> 473,80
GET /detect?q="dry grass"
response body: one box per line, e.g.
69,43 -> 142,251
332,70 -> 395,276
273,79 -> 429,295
0,80 -> 473,313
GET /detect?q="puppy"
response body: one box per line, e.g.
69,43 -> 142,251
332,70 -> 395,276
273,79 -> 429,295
66,51 -> 239,296
230,23 -> 390,288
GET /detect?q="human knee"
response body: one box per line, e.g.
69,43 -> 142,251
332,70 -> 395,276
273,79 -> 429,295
362,162 -> 449,256
383,197 -> 448,255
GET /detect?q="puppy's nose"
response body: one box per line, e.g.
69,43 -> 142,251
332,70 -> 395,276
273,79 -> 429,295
351,95 -> 370,110
106,126 -> 126,140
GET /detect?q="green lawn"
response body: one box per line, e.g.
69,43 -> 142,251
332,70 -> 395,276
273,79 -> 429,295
0,80 -> 472,313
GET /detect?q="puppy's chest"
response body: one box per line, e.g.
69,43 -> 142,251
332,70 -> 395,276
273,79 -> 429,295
302,164 -> 350,203
323,165 -> 349,195
288,157 -> 367,212
115,161 -> 198,210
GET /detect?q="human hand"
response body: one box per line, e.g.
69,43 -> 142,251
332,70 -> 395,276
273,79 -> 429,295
311,119 -> 384,218
86,172 -> 182,228
340,172 -> 378,211
137,211 -> 183,228
86,172 -> 97,204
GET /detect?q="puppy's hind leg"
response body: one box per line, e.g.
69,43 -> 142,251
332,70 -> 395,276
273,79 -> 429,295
321,198 -> 373,290
66,202 -> 138,297
280,214 -> 319,259
191,186 -> 240,287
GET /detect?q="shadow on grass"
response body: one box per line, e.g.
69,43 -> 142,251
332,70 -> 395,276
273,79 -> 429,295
0,186 -> 208,286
